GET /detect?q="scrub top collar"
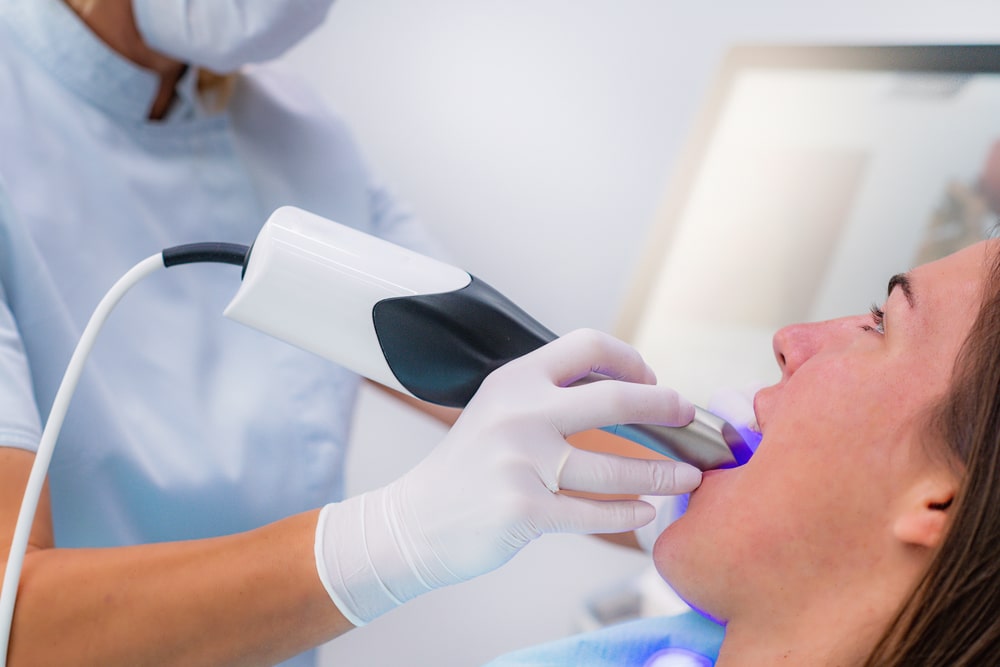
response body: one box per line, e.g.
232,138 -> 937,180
0,0 -> 205,125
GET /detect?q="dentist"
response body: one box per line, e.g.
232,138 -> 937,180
0,2 -> 701,665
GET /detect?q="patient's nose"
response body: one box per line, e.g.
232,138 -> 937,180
772,321 -> 825,379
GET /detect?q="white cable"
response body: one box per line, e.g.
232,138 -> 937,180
0,254 -> 164,666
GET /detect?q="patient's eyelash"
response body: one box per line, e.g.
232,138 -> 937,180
861,303 -> 885,334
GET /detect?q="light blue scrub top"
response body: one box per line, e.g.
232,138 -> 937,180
0,2 -> 441,665
483,612 -> 725,667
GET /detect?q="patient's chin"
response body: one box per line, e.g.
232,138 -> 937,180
651,521 -> 688,587
651,518 -> 719,613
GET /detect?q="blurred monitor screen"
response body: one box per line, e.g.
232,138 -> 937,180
620,44 -> 1000,404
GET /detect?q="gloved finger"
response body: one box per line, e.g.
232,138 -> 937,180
551,381 -> 695,435
536,494 -> 657,535
522,329 -> 656,387
556,448 -> 702,495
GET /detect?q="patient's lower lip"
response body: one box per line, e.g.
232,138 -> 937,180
690,469 -> 723,493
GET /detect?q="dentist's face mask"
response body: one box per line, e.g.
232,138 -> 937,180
131,0 -> 336,73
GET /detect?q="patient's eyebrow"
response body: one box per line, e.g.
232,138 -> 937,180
888,273 -> 914,307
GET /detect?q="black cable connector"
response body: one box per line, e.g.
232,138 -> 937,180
161,242 -> 251,274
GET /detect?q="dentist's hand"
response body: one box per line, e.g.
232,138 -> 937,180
314,329 -> 702,625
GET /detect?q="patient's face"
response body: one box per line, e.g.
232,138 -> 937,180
654,239 -> 997,619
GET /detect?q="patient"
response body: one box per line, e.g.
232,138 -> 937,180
488,238 -> 1000,666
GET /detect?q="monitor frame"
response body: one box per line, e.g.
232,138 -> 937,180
616,43 -> 1000,341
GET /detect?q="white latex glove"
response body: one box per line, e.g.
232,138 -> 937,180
315,329 -> 703,625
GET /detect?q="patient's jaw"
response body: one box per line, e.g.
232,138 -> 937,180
652,239 -> 996,665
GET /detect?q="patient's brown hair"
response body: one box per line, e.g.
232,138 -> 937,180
865,248 -> 1000,666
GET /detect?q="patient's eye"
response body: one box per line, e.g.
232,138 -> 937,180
861,303 -> 885,335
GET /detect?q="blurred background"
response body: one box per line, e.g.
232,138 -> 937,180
275,2 -> 999,664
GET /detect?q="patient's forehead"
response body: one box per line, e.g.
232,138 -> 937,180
910,240 -> 994,321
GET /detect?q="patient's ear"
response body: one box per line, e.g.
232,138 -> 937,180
893,478 -> 956,549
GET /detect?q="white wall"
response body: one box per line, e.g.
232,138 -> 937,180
278,2 -> 999,665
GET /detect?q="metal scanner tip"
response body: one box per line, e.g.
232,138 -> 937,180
602,407 -> 752,471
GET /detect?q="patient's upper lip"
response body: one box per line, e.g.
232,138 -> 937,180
752,391 -> 766,434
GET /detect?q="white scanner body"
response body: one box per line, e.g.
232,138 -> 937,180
224,206 -> 472,397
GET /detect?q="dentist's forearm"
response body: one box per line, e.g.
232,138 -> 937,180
4,510 -> 350,667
